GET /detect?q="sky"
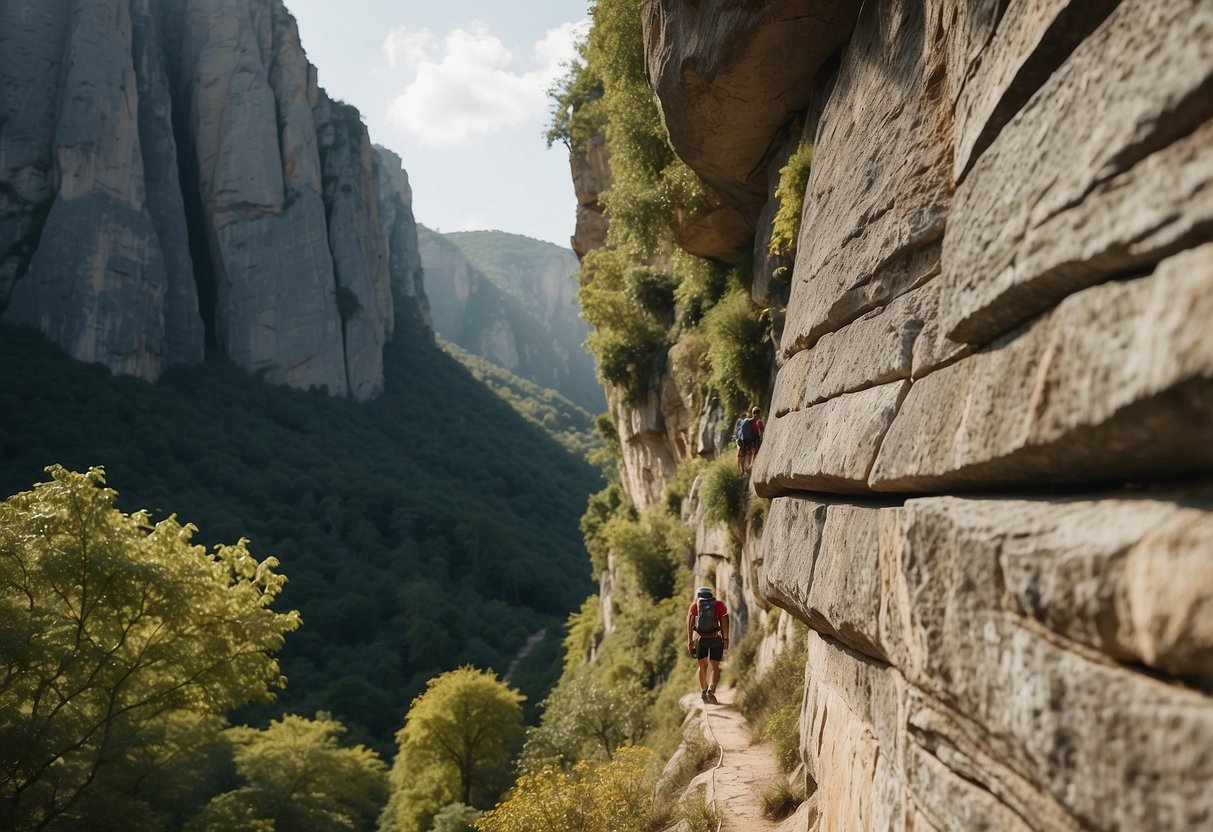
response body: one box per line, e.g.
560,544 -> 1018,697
286,0 -> 592,249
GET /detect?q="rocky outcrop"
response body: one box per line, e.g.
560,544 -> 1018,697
642,0 -> 859,262
0,0 -> 427,399
374,146 -> 430,330
639,0 -> 1213,827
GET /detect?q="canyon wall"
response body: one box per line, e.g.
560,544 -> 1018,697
0,0 -> 429,399
631,0 -> 1213,828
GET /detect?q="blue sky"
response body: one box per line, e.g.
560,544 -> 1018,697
287,0 -> 591,248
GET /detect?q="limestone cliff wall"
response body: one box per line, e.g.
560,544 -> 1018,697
0,0 -> 428,399
635,0 -> 1213,828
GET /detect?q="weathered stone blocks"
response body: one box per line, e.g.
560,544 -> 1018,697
942,0 -> 1213,343
769,494 -> 1213,830
871,245 -> 1213,491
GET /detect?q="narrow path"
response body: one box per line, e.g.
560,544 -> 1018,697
503,627 -> 546,682
700,684 -> 789,832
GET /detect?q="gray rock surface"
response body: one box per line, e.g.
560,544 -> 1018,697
942,0 -> 1213,344
871,245 -> 1213,491
642,0 -> 858,260
627,0 -> 1213,826
374,146 -> 430,329
0,0 -> 428,397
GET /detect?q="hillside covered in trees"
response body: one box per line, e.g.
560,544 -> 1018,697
0,321 -> 600,755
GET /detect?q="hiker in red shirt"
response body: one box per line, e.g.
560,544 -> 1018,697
687,587 -> 729,703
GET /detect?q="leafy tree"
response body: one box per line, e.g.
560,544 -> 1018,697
188,714 -> 386,832
379,667 -> 524,832
520,671 -> 649,770
0,466 -> 299,832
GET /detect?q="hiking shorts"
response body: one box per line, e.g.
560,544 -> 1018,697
696,636 -> 724,661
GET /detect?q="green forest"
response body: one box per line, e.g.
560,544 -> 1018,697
0,321 -> 601,756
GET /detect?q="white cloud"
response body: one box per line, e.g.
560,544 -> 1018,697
383,18 -> 590,147
382,26 -> 437,73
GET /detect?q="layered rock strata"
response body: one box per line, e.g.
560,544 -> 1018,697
636,0 -> 1213,827
0,0 -> 426,399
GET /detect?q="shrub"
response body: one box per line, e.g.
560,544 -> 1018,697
477,746 -> 659,832
769,139 -> 814,256
735,624 -> 808,741
701,288 -> 770,414
699,456 -> 748,529
761,779 -> 806,821
763,705 -> 802,772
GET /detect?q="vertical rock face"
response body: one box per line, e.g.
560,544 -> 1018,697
636,0 -> 1213,827
374,145 -> 430,330
0,0 -> 426,399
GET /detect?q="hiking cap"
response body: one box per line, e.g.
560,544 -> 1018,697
696,587 -> 714,598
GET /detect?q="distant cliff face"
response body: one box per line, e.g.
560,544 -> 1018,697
418,226 -> 603,411
568,0 -> 1213,828
0,0 -> 428,400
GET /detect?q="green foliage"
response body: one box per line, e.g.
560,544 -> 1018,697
0,324 -> 598,752
701,287 -> 771,414
477,746 -> 659,832
769,139 -> 814,256
672,250 -> 729,329
438,338 -> 600,458
580,482 -> 627,573
0,466 -> 299,832
519,671 -> 649,770
735,623 -> 808,745
761,779 -> 806,821
699,456 -> 748,529
602,507 -> 690,600
544,39 -> 602,151
562,596 -> 603,673
657,730 -> 717,798
580,249 -> 671,399
188,715 -> 386,832
677,787 -> 722,832
381,667 -> 524,832
430,803 -> 482,832
763,705 -> 802,773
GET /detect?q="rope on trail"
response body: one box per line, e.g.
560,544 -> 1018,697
702,701 -> 725,832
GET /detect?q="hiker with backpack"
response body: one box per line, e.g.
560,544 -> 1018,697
735,406 -> 764,473
687,586 -> 729,703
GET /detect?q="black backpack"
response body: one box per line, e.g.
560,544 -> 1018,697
694,597 -> 720,634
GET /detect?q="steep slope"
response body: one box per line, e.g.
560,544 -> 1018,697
419,225 -> 603,411
0,0 -> 428,400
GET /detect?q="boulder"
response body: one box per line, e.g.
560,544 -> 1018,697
642,0 -> 858,252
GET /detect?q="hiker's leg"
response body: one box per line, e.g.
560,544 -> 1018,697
697,657 -> 710,691
708,659 -> 722,691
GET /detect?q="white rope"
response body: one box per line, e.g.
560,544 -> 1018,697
701,697 -> 725,832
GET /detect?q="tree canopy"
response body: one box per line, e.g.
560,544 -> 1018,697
188,715 -> 386,832
379,666 -> 524,832
0,466 -> 299,831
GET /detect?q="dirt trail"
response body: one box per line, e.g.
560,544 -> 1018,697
700,684 -> 792,832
